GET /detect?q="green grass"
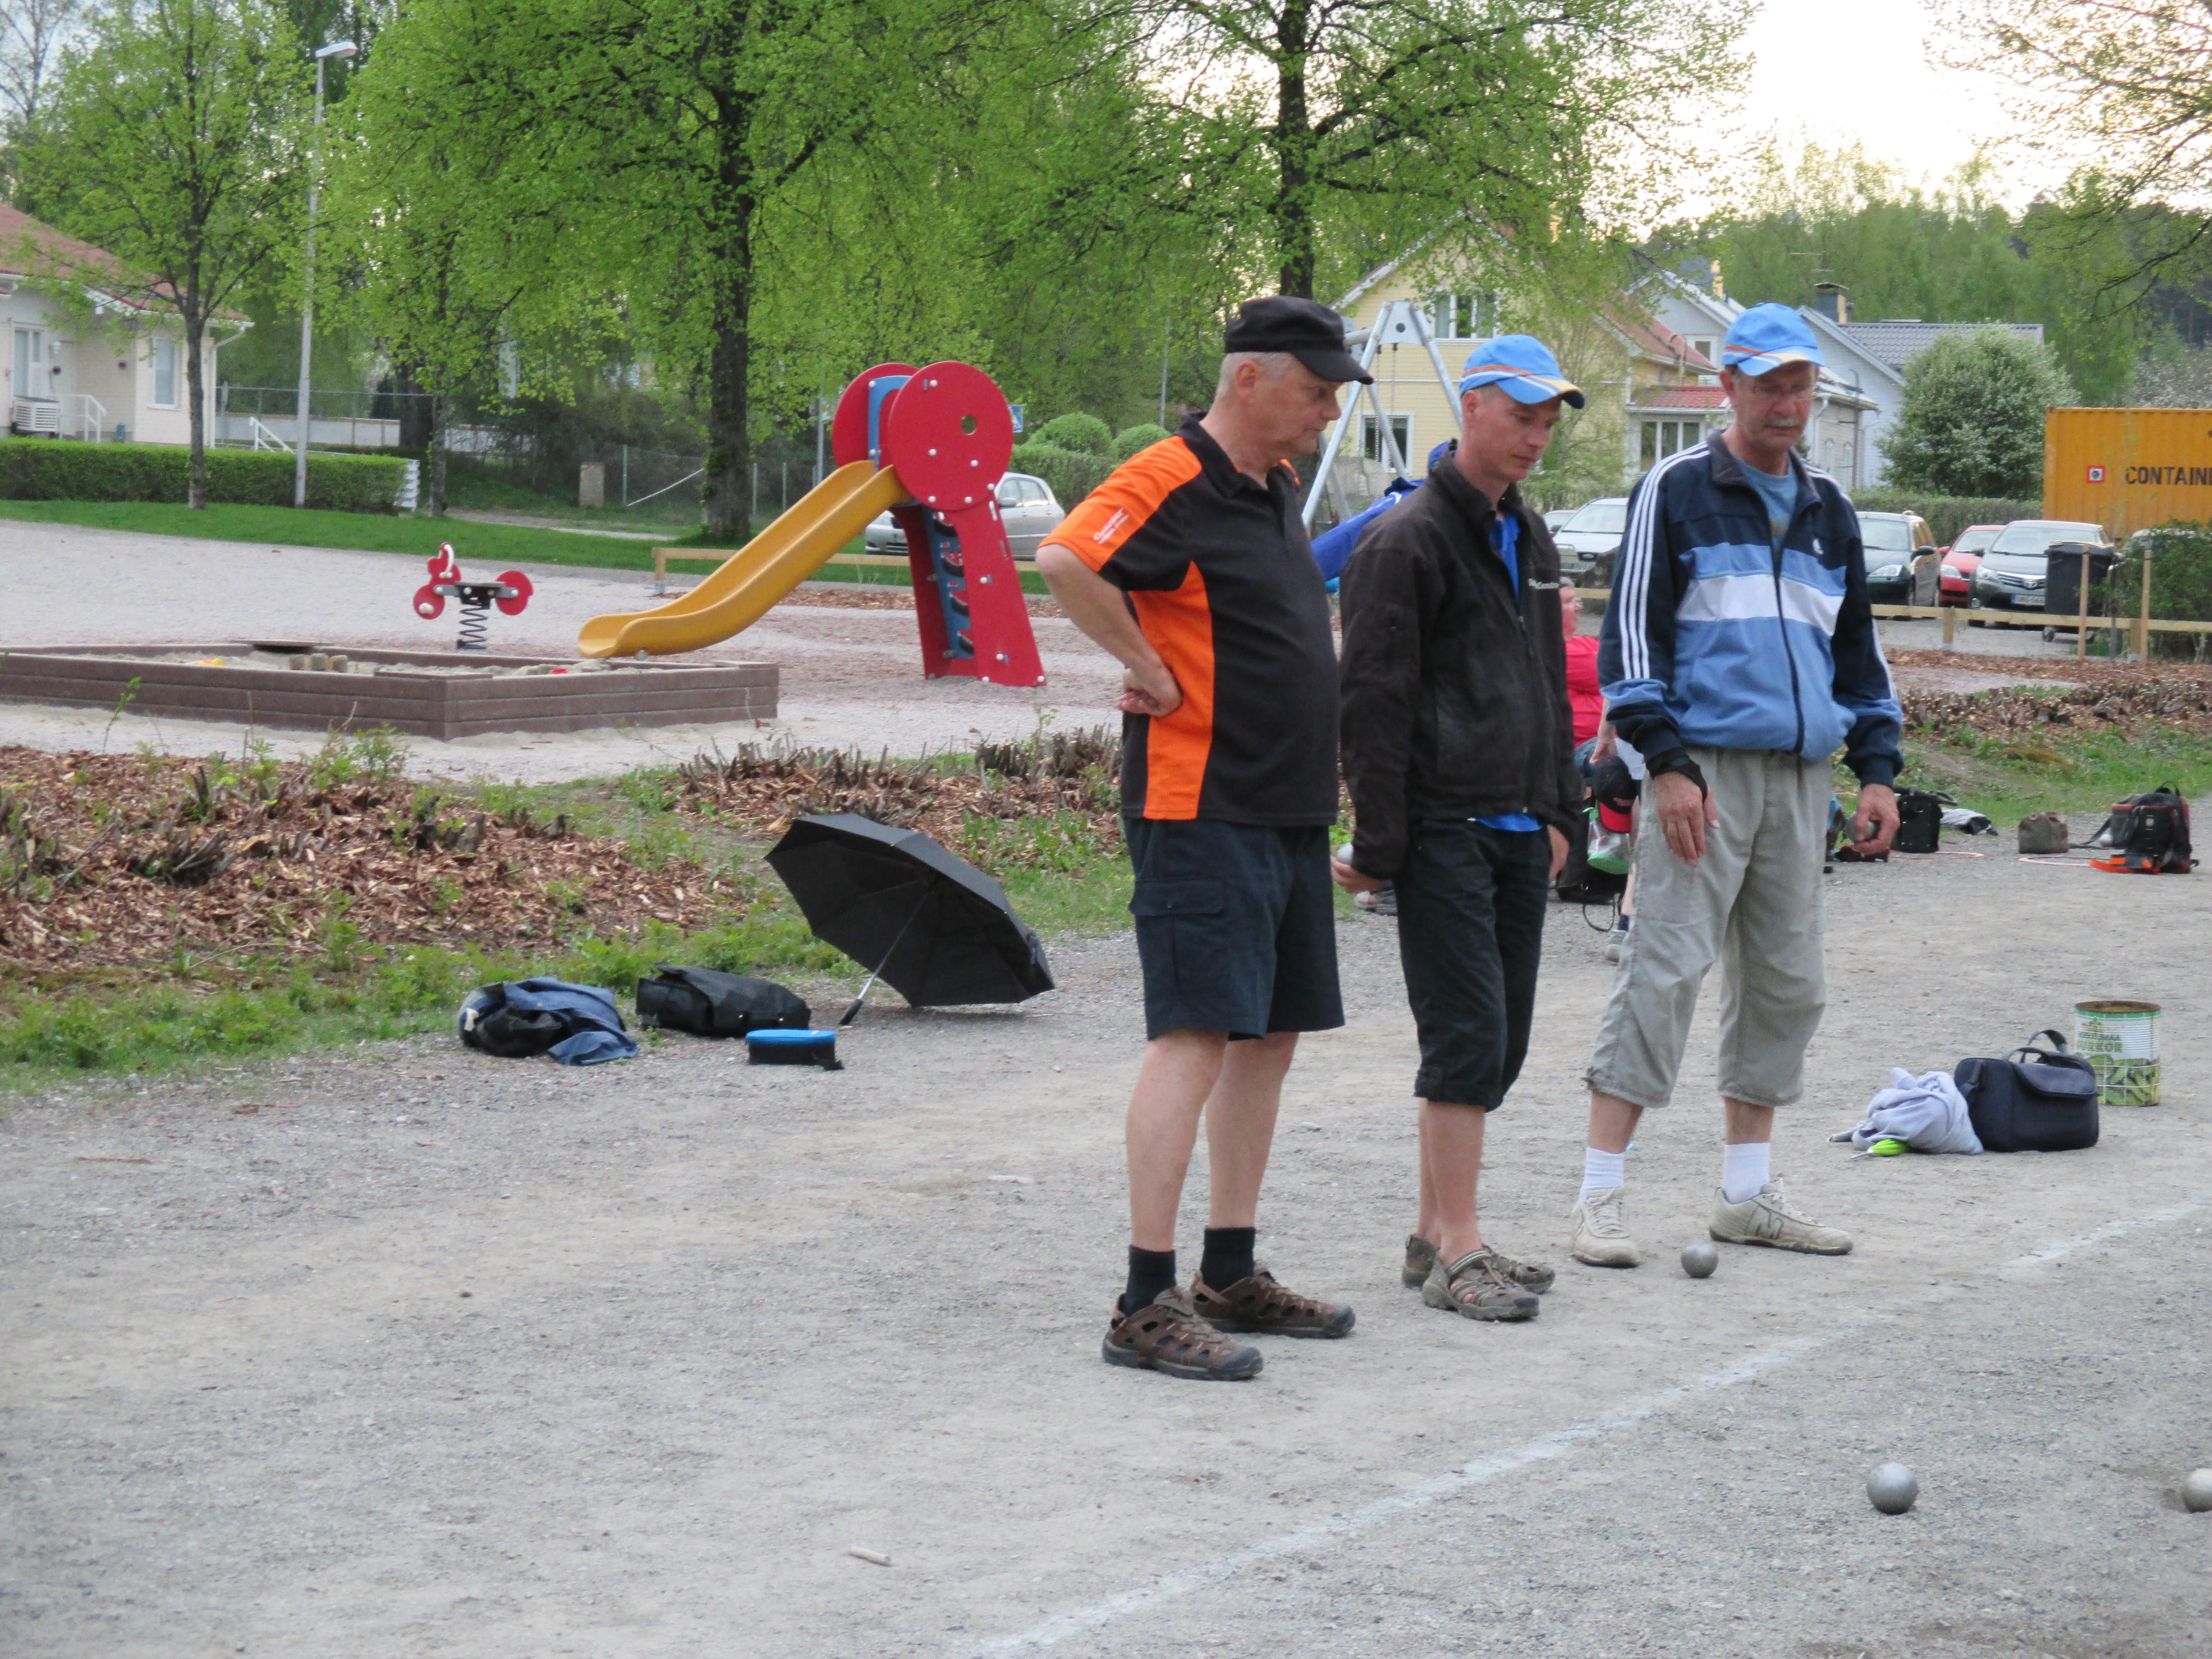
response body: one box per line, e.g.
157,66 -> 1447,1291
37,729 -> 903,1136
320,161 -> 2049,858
0,498 -> 656,573
1885,725 -> 2212,825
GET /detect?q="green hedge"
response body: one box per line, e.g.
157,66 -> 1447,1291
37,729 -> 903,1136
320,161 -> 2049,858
1851,488 -> 2039,547
0,438 -> 405,513
1032,412 -> 1112,455
1011,442 -> 1114,510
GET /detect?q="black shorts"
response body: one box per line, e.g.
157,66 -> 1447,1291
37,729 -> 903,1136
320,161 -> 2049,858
1124,817 -> 1344,1042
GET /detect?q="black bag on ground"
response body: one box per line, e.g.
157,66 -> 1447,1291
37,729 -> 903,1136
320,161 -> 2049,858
636,966 -> 811,1038
1954,1028 -> 2100,1153
2086,783 -> 2195,873
1891,788 -> 1951,855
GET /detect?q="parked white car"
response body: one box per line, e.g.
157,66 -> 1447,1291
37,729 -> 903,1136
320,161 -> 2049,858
1550,497 -> 1629,584
866,471 -> 1064,559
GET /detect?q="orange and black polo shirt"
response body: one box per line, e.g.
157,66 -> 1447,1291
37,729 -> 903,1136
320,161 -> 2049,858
1041,415 -> 1339,825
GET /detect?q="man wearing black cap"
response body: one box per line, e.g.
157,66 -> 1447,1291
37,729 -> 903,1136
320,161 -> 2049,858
1036,296 -> 1367,1382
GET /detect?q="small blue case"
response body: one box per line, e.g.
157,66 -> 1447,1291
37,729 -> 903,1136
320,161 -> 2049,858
745,1027 -> 842,1070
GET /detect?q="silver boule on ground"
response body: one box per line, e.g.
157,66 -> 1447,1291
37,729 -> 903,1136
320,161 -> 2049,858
1867,1463 -> 1920,1515
2184,1469 -> 2212,1513
1679,1240 -> 1718,1278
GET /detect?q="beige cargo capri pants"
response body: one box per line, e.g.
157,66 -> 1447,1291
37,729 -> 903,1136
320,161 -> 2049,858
1584,746 -> 1828,1110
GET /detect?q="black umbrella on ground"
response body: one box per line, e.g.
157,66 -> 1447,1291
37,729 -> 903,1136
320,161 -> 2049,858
765,814 -> 1056,1023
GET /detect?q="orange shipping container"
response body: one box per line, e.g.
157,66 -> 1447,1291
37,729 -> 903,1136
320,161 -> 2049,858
2044,407 -> 2212,540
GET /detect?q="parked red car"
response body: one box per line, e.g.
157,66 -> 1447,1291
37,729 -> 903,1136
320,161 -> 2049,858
1938,524 -> 2002,606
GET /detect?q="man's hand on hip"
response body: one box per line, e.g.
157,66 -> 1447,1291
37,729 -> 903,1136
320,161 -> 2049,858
1652,769 -> 1720,864
1118,657 -> 1183,717
1547,825 -> 1569,882
1850,782 -> 1899,856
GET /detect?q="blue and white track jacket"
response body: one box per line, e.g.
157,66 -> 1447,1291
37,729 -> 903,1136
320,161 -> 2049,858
1599,437 -> 1902,786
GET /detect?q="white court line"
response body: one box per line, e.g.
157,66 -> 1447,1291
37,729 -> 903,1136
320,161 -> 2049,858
966,1189 -> 2211,1657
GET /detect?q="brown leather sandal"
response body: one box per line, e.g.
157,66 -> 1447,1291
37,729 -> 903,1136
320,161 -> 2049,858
1191,1266 -> 1355,1338
1103,1288 -> 1263,1380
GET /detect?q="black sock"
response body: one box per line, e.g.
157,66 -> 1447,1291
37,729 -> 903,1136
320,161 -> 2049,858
1201,1226 -> 1256,1291
1124,1246 -> 1178,1313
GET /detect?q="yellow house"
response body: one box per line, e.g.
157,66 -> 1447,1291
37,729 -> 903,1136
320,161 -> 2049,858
1323,253 -> 1727,513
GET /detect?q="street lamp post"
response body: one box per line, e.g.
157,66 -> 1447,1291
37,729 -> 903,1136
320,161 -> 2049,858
295,39 -> 357,508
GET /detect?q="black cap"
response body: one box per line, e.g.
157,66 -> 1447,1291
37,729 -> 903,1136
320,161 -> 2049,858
1223,296 -> 1372,385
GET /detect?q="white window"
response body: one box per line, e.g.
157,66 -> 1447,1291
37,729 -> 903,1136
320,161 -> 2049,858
1361,412 -> 1412,465
1691,338 -> 1715,365
13,327 -> 42,393
1639,419 -> 1703,469
1429,292 -> 1496,340
152,337 -> 179,407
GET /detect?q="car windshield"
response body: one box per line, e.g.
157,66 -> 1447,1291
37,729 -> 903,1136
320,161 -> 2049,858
1860,517 -> 1914,553
1989,521 -> 2102,556
1564,500 -> 1626,534
1952,527 -> 1998,555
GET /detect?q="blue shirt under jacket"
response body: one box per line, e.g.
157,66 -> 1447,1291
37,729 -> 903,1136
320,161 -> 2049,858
1598,436 -> 1902,786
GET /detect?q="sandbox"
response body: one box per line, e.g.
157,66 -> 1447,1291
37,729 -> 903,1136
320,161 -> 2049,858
0,643 -> 777,739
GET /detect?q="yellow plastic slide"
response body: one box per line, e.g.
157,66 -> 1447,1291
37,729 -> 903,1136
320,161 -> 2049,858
577,459 -> 910,658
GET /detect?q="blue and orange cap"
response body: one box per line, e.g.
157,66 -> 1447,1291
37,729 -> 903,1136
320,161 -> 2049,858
1722,303 -> 1825,375
1458,335 -> 1586,409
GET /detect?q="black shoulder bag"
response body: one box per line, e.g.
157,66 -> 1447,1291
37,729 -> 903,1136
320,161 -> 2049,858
1953,1029 -> 2100,1153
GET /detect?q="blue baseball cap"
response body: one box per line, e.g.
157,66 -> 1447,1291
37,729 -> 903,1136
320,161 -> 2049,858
1722,303 -> 1825,375
1458,335 -> 1586,409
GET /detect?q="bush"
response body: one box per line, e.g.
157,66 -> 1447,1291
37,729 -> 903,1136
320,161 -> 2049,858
0,439 -> 406,513
1878,331 -> 2075,498
2115,524 -> 2212,658
1032,412 -> 1112,456
1851,489 -> 2042,547
1111,422 -> 1171,462
1011,442 -> 1114,509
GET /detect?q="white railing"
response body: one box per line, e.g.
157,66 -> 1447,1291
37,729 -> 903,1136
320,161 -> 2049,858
248,416 -> 295,455
66,394 -> 105,443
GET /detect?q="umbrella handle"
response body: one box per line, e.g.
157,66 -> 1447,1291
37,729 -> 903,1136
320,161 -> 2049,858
840,881 -> 934,1027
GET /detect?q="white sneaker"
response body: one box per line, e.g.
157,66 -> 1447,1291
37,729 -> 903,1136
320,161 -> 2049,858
1355,885 -> 1397,918
1602,919 -> 1631,964
1708,1181 -> 1853,1255
1570,1187 -> 1640,1267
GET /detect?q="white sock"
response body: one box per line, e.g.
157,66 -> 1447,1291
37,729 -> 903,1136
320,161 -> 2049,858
1580,1147 -> 1625,1199
1721,1142 -> 1771,1204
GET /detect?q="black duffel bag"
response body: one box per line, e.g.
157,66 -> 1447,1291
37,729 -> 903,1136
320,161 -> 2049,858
636,965 -> 811,1038
1954,1028 -> 2100,1153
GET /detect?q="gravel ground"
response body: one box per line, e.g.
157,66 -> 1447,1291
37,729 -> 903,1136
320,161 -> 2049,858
0,520 -> 1122,777
5,817 -> 2210,1657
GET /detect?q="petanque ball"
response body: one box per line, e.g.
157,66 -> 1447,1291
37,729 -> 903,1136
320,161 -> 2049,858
1867,1463 -> 1919,1515
1680,1240 -> 1718,1278
2184,1469 -> 2212,1513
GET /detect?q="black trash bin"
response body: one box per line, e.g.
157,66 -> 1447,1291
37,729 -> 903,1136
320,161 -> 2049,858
2044,541 -> 2118,633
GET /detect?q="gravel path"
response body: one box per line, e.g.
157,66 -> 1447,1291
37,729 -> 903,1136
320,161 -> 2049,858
0,519 -> 1124,778
5,818 -> 2209,1656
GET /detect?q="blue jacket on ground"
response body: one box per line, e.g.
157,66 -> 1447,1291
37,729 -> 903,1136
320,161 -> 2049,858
1599,436 -> 1902,786
500,980 -> 637,1065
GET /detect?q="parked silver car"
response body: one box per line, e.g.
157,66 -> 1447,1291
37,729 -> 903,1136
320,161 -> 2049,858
1551,497 -> 1628,584
865,470 -> 1064,559
1970,519 -> 2107,612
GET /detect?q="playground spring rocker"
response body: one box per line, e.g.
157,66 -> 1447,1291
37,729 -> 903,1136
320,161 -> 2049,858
576,361 -> 1045,687
412,543 -> 534,651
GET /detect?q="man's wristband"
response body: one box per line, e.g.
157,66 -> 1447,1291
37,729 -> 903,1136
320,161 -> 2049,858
1647,749 -> 1707,798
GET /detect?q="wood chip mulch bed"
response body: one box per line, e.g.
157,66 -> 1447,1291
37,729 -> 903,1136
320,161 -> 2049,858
0,747 -> 737,975
1889,656 -> 2212,741
669,730 -> 1123,861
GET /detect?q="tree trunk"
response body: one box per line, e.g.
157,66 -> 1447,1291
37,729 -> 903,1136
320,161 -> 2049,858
700,76 -> 757,541
396,361 -> 433,451
1273,0 -> 1317,299
184,309 -> 208,509
428,392 -> 447,516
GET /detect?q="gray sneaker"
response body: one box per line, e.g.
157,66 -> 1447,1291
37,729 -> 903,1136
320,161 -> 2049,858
1422,1248 -> 1539,1321
1569,1187 -> 1640,1268
1709,1181 -> 1853,1255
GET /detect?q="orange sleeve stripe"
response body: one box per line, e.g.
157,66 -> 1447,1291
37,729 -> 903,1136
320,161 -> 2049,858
1037,437 -> 1201,573
1129,567 -> 1214,819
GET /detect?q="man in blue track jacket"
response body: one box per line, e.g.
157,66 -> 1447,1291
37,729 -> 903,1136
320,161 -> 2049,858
1569,303 -> 1903,1269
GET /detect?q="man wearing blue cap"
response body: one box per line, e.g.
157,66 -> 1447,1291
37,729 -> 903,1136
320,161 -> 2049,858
1334,335 -> 1585,1321
1568,302 -> 1902,1269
